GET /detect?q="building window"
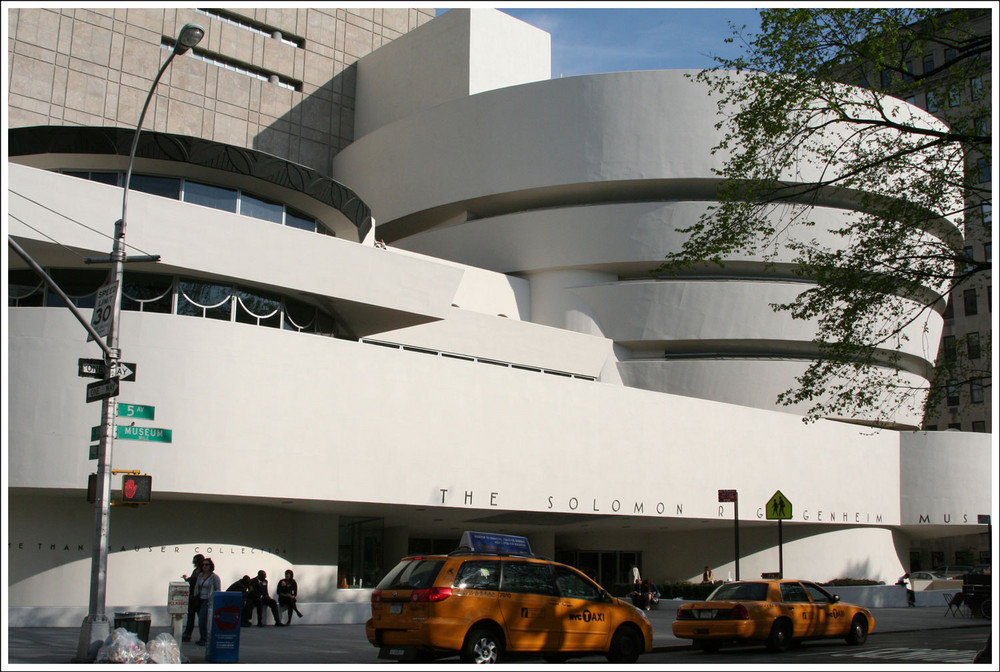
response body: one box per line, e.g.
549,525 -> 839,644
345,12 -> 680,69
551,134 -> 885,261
922,53 -> 934,74
946,383 -> 960,406
944,48 -> 957,62
948,87 -> 961,107
970,76 -> 983,101
947,422 -> 961,430
121,273 -> 173,314
130,174 -> 181,200
970,379 -> 984,404
925,90 -> 940,113
972,421 -> 986,433
984,242 -> 992,263
239,193 -> 284,223
977,158 -> 991,183
982,202 -> 992,226
338,517 -> 384,589
943,335 -> 957,361
904,95 -> 916,106
964,289 -> 978,316
967,332 -> 981,359
880,70 -> 891,88
962,246 -> 975,271
7,270 -> 45,307
903,60 -> 914,82
943,298 -> 954,320
858,74 -> 869,88
184,181 -> 238,213
925,424 -> 937,431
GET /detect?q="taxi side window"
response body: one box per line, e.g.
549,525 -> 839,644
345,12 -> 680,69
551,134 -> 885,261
780,582 -> 811,603
802,582 -> 834,603
454,560 -> 501,590
554,566 -> 601,600
500,561 -> 559,596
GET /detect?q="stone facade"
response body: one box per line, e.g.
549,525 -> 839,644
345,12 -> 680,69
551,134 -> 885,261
6,7 -> 435,173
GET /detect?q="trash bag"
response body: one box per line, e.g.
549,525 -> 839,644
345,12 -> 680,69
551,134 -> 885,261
96,627 -> 150,663
147,632 -> 182,664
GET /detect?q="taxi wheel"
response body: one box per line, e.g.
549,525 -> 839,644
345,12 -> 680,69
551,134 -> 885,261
606,626 -> 642,663
461,627 -> 504,664
845,615 -> 868,645
765,619 -> 792,653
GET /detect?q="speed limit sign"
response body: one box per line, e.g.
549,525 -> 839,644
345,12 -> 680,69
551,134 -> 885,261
87,282 -> 118,342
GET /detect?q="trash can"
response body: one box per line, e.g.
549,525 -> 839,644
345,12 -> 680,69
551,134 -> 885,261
113,612 -> 152,643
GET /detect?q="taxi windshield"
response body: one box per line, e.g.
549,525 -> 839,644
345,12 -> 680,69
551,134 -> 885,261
708,582 -> 769,601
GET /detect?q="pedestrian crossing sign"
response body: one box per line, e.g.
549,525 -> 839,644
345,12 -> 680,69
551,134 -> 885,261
766,490 -> 792,520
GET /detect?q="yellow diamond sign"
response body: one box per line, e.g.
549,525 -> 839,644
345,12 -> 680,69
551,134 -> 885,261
766,490 -> 792,520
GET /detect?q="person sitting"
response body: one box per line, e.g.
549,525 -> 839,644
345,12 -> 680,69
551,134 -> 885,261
250,570 -> 284,626
640,579 -> 659,610
226,575 -> 254,626
702,566 -> 715,583
276,569 -> 304,624
629,578 -> 647,609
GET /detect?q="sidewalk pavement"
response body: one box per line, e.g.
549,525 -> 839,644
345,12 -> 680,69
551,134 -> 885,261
5,603 -> 988,665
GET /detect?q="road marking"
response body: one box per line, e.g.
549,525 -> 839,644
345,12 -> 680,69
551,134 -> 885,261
831,647 -> 972,663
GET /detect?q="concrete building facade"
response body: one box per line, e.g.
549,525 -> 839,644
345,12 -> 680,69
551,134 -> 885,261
5,8 -> 992,627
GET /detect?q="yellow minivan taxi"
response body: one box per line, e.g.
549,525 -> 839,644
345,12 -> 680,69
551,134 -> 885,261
366,532 -> 652,663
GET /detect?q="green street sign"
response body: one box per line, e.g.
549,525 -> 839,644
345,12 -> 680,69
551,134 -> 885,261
116,425 -> 172,443
766,490 -> 792,520
91,425 -> 172,442
118,403 -> 155,420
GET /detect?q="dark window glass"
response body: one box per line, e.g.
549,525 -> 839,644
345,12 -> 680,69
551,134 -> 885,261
945,48 -> 957,62
964,289 -> 978,316
922,54 -> 934,74
285,206 -> 316,232
948,87 -> 961,107
780,582 -> 811,602
235,289 -> 281,328
982,202 -> 992,226
967,332 -> 981,359
375,559 -> 444,590
970,380 -> 984,404
970,76 -> 983,101
240,193 -> 284,223
942,335 -> 956,361
122,273 -> 173,314
925,424 -> 937,431
948,422 -> 962,430
947,384 -> 960,406
802,582 -> 835,603
63,170 -> 90,180
91,172 -> 119,186
903,60 -> 914,82
880,70 -> 891,88
44,269 -> 109,308
554,566 -> 602,601
972,421 -> 986,433
977,158 -> 990,184
985,243 -> 992,263
926,90 -> 940,113
500,562 -> 558,596
8,270 -> 45,306
177,280 -> 232,320
858,75 -> 869,88
454,561 -> 501,590
709,582 -> 769,601
130,175 -> 180,200
943,299 -> 954,320
184,181 -> 238,213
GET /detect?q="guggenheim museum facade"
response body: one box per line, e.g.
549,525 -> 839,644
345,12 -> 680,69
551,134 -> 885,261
5,8 -> 992,625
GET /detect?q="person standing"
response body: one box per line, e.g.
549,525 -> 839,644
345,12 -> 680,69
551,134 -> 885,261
250,569 -> 283,626
702,566 -> 715,583
194,558 -> 222,645
181,554 -> 205,642
276,569 -> 304,624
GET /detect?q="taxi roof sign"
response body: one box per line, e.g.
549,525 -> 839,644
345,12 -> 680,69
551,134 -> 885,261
460,531 -> 532,555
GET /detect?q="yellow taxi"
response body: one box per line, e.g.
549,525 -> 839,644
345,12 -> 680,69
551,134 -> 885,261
366,532 -> 652,663
672,579 -> 874,653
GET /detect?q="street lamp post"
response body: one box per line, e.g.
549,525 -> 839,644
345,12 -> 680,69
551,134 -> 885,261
75,23 -> 204,662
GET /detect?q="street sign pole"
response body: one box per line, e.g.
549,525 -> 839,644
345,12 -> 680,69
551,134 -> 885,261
718,489 -> 739,581
778,519 -> 783,579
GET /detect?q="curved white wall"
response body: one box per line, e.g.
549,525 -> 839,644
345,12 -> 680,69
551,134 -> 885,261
331,69 -> 952,426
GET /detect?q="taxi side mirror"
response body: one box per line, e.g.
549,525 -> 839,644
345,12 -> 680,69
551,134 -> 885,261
831,594 -> 841,603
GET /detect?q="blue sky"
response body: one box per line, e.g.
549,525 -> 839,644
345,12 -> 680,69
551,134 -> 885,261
437,6 -> 763,77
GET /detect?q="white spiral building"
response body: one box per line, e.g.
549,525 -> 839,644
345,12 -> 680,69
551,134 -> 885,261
5,8 -> 991,626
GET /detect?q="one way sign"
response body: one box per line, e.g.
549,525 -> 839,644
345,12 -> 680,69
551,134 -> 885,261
78,358 -> 137,382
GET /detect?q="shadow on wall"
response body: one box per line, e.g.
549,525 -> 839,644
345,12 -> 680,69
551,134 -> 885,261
253,66 -> 358,176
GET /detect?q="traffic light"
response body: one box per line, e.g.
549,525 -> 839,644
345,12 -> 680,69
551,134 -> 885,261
121,474 -> 152,503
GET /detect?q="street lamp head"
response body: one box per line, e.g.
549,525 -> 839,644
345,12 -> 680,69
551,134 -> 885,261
174,23 -> 205,55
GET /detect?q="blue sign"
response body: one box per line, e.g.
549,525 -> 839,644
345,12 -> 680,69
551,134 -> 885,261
460,531 -> 532,555
207,591 -> 242,662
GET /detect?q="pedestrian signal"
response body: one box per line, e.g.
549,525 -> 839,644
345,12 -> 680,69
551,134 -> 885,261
121,474 -> 152,503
